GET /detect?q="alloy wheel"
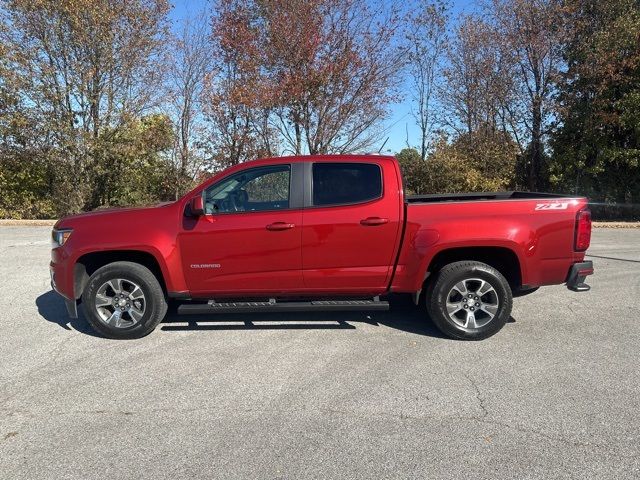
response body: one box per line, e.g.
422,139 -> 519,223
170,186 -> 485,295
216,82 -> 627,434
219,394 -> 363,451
94,278 -> 146,329
445,278 -> 499,329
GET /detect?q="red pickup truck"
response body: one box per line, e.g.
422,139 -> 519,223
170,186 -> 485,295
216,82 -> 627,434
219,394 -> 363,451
50,154 -> 593,340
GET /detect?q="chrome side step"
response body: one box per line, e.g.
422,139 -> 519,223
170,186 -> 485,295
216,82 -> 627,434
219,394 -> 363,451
177,299 -> 389,315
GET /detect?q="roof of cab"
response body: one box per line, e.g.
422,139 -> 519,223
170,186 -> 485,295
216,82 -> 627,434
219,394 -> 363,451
184,154 -> 397,199
248,153 -> 396,165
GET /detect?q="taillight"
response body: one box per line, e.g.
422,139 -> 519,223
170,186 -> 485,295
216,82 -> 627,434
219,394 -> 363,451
574,208 -> 592,251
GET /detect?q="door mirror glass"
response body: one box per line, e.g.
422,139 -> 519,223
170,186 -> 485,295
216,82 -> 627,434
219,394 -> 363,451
189,195 -> 205,216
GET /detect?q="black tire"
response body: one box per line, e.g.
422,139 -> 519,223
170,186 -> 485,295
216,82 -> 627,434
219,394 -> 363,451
81,261 -> 167,339
426,261 -> 512,340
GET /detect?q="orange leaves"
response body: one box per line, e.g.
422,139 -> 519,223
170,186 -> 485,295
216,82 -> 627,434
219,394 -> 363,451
208,0 -> 403,155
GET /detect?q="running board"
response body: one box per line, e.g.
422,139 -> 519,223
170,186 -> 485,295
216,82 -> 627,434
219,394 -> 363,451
177,299 -> 389,315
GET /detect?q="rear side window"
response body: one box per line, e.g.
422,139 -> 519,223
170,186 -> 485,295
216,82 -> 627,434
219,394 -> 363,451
312,163 -> 382,206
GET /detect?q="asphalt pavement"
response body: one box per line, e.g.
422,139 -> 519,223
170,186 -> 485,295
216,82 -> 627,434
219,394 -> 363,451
0,226 -> 638,479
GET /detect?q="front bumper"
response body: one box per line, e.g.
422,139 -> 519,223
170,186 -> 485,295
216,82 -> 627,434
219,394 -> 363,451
50,262 -> 78,318
566,260 -> 593,292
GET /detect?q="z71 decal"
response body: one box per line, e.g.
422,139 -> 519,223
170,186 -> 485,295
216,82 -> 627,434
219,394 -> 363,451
535,202 -> 569,210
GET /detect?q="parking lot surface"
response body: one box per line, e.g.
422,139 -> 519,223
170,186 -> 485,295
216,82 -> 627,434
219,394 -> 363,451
0,227 -> 638,479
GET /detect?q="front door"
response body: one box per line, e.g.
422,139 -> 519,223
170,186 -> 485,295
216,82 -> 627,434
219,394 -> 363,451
180,163 -> 304,296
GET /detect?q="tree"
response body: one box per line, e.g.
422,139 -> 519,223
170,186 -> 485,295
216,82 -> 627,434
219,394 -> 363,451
396,147 -> 428,194
551,0 -> 640,218
211,0 -> 404,157
490,0 -> 568,191
406,0 -> 449,160
0,18 -> 59,218
265,0 -> 404,155
396,129 -> 517,195
168,11 -> 213,198
1,0 -> 170,214
449,127 -> 518,189
91,114 -> 175,207
441,15 -> 513,136
206,0 -> 274,167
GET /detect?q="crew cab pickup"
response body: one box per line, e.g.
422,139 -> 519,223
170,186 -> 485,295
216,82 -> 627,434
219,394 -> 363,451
50,154 -> 593,340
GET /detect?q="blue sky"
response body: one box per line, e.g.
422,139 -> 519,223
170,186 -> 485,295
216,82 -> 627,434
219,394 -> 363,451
169,0 -> 475,153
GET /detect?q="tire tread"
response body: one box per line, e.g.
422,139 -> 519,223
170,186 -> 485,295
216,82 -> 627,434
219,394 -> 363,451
81,261 -> 167,339
426,260 -> 513,340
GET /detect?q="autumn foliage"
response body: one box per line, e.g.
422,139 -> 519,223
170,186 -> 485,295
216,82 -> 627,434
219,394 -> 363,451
0,0 -> 639,219
207,0 -> 403,162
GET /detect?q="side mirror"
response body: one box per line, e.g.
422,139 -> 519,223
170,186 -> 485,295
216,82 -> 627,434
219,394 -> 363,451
189,195 -> 205,216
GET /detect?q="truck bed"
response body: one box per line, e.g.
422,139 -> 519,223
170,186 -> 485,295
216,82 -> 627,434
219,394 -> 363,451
406,191 -> 572,204
392,191 -> 589,293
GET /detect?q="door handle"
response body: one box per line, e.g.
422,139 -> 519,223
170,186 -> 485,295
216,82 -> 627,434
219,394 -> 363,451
266,222 -> 295,231
360,217 -> 389,226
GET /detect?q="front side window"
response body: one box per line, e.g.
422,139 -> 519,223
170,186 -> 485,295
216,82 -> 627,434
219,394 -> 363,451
312,162 -> 382,207
204,165 -> 291,214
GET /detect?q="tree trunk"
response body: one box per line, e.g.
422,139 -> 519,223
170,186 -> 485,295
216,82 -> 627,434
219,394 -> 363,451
529,95 -> 543,192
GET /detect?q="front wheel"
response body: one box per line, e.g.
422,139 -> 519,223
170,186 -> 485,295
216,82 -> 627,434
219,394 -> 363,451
427,261 -> 513,340
81,261 -> 168,339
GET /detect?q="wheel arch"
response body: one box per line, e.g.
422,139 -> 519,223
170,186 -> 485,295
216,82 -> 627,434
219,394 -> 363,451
73,250 -> 168,300
426,246 -> 523,291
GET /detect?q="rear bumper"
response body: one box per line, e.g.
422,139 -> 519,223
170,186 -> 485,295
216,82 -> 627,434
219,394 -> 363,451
566,260 -> 593,292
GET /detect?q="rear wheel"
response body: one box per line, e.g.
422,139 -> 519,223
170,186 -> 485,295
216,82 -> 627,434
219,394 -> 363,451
427,261 -> 512,340
81,261 -> 167,339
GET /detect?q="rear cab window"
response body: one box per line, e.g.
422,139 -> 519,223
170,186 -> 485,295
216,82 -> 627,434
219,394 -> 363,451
312,162 -> 382,207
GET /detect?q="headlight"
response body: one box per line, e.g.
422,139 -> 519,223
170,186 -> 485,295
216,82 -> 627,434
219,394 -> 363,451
51,228 -> 73,248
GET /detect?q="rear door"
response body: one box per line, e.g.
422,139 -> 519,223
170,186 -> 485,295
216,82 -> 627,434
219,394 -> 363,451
301,160 -> 403,292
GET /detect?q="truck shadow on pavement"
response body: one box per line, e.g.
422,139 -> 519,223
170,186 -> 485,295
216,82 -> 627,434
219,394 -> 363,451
159,295 -> 449,338
36,290 -> 102,337
37,290 -> 453,339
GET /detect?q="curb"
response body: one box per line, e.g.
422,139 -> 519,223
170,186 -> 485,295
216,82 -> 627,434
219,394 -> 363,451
0,219 -> 57,226
592,222 -> 640,228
